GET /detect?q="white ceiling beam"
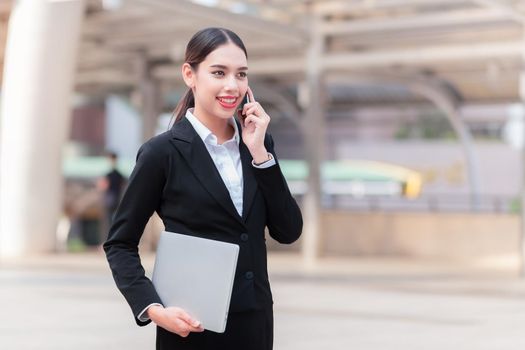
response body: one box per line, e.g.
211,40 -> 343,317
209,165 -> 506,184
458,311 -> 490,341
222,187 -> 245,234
80,38 -> 302,65
240,56 -> 305,75
100,33 -> 303,58
323,40 -> 522,71
147,40 -> 522,80
101,30 -> 297,50
77,50 -> 137,69
328,26 -> 520,48
321,8 -> 517,36
150,55 -> 306,81
143,39 -> 303,61
324,71 -> 519,88
196,0 -> 296,22
313,0 -> 473,16
78,39 -> 524,79
131,0 -> 307,45
89,13 -> 303,56
82,5 -> 159,38
86,2 -> 159,26
471,0 -> 525,24
75,69 -> 136,86
101,32 -> 189,50
84,17 -> 195,40
266,0 -> 463,9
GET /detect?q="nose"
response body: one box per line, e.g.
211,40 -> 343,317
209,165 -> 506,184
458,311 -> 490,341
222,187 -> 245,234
224,74 -> 238,92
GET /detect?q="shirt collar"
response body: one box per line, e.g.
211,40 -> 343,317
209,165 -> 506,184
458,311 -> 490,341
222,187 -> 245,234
185,108 -> 240,146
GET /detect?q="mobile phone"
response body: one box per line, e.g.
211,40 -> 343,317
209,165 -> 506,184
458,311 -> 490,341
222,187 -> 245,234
237,93 -> 250,121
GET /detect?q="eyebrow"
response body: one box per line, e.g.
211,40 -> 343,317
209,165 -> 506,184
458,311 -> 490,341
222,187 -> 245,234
209,64 -> 248,71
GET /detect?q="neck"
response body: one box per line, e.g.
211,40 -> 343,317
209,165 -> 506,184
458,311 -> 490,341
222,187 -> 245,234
192,106 -> 233,141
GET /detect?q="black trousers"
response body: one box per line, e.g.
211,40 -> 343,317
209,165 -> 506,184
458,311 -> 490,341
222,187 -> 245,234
156,306 -> 273,350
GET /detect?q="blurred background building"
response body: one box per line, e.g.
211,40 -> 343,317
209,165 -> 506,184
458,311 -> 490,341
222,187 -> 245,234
0,0 -> 524,268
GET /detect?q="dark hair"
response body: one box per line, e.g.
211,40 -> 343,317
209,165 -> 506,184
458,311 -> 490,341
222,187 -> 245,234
171,27 -> 248,125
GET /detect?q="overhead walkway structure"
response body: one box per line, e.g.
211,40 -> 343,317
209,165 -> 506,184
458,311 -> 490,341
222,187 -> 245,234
1,0 -> 525,268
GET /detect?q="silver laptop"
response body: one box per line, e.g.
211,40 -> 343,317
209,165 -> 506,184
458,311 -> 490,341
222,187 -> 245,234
152,231 -> 239,333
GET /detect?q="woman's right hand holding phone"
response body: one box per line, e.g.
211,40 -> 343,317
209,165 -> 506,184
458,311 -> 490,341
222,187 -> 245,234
147,305 -> 204,337
239,86 -> 272,164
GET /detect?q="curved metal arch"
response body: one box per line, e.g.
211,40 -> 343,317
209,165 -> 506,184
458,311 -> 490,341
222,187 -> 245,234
325,73 -> 481,210
408,78 -> 480,210
249,82 -> 302,127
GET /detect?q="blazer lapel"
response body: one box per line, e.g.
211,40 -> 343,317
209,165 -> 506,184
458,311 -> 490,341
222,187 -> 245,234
169,117 -> 244,226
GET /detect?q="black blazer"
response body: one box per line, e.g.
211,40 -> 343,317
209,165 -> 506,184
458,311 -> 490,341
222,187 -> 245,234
103,116 -> 303,326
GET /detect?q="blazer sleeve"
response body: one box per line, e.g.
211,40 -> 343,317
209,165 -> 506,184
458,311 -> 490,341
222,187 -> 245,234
103,142 -> 165,326
252,134 -> 303,244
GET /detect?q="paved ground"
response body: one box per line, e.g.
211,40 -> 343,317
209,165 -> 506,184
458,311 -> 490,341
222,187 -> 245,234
1,251 -> 525,349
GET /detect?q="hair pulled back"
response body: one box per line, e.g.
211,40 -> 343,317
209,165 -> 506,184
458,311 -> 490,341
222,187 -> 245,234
171,27 -> 248,124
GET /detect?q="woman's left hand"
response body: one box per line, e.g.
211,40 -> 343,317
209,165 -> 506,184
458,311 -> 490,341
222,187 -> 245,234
239,86 -> 271,162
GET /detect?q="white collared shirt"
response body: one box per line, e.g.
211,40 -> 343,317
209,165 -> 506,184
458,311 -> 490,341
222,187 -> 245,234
185,108 -> 245,217
184,108 -> 276,216
136,108 -> 275,322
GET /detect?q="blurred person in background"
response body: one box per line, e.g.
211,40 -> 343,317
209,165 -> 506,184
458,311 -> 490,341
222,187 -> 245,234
103,27 -> 303,350
97,151 -> 125,241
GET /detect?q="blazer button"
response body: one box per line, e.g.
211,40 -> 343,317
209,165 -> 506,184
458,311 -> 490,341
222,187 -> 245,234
240,233 -> 249,242
245,271 -> 254,280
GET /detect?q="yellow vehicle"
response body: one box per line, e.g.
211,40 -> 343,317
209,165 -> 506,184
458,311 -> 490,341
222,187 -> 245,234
278,159 -> 422,199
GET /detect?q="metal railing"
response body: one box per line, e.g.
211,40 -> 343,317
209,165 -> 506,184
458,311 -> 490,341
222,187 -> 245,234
319,193 -> 517,213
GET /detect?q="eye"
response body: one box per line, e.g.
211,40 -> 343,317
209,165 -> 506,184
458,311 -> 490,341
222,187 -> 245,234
238,72 -> 248,78
212,71 -> 225,76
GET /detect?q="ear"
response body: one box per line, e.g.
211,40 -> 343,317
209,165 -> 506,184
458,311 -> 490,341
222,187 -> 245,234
181,63 -> 195,89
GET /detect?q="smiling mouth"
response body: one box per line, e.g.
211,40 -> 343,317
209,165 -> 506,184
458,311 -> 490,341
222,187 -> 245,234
217,97 -> 236,103
216,97 -> 238,109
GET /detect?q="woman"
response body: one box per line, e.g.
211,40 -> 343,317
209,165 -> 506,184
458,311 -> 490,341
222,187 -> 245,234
103,27 -> 303,350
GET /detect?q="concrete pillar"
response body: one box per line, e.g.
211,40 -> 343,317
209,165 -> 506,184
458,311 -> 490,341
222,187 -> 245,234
300,15 -> 325,267
520,27 -> 525,276
0,0 -> 85,258
136,55 -> 161,142
141,78 -> 161,141
133,56 -> 162,252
